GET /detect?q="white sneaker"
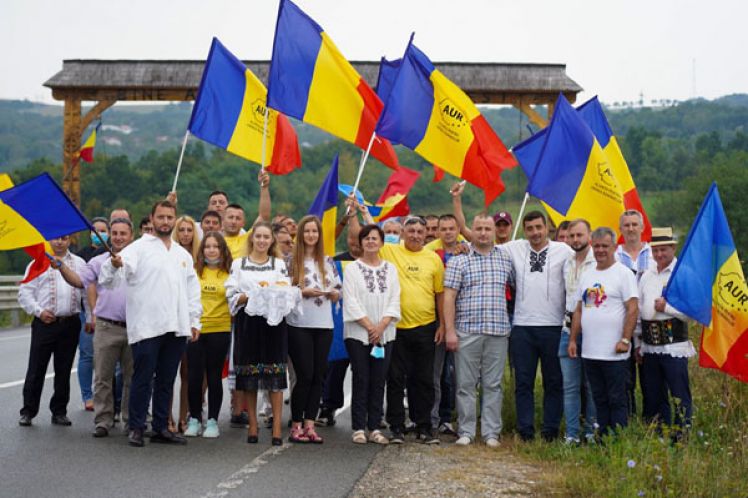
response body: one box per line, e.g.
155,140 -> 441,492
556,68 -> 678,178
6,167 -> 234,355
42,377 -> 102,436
202,418 -> 219,438
184,417 -> 201,437
455,436 -> 472,446
485,437 -> 500,448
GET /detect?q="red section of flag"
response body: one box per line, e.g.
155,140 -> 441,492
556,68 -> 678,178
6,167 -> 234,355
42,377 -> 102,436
462,116 -> 517,207
432,165 -> 445,183
267,114 -> 302,175
699,326 -> 748,383
354,80 -> 400,170
376,166 -> 420,219
79,148 -> 94,163
20,243 -> 50,284
621,188 -> 652,242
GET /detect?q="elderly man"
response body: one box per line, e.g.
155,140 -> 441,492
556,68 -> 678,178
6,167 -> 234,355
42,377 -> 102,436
57,218 -> 134,437
100,200 -> 202,447
569,227 -> 638,436
636,227 -> 694,434
503,211 -> 572,442
382,219 -> 403,244
18,235 -> 87,427
558,219 -> 597,444
381,215 -> 445,444
444,214 -> 514,447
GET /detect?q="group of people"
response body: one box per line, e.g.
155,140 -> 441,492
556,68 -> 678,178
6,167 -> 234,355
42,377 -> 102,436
16,171 -> 694,449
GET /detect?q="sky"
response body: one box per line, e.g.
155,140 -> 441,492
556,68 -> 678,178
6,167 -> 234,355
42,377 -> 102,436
1,0 -> 746,105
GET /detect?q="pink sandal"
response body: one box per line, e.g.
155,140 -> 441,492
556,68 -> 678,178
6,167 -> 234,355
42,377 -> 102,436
304,426 -> 324,444
288,426 -> 310,444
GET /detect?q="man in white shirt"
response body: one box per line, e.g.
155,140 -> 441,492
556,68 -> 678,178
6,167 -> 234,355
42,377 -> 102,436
18,235 -> 87,427
636,227 -> 694,435
558,219 -> 597,444
569,227 -> 638,437
614,209 -> 655,417
503,211 -> 573,442
100,200 -> 201,447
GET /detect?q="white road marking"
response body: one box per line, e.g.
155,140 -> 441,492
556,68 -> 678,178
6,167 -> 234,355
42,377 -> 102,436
202,443 -> 292,498
0,368 -> 78,389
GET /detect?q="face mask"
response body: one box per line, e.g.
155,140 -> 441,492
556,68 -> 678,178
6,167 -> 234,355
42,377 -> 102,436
92,232 -> 109,247
384,234 -> 399,244
204,257 -> 222,265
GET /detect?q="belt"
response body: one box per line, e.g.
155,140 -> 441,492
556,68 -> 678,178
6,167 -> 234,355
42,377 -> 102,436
641,319 -> 687,346
98,316 -> 127,328
56,315 -> 78,322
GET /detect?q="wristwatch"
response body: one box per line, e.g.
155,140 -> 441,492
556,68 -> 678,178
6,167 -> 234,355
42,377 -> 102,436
620,338 -> 630,345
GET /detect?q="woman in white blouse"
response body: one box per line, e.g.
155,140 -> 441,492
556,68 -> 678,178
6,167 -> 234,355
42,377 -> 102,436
224,222 -> 289,446
343,224 -> 400,444
286,215 -> 341,444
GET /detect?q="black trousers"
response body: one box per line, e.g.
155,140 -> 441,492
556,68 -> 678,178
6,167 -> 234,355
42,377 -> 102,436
287,326 -> 333,422
21,316 -> 81,418
187,332 -> 231,421
346,339 -> 393,432
386,322 -> 437,432
321,358 -> 350,412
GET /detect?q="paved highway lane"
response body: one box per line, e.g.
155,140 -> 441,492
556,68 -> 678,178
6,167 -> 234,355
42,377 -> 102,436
0,327 -> 379,498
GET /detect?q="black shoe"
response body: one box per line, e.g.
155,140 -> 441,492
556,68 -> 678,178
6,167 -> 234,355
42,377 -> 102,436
19,414 -> 32,427
519,432 -> 535,442
418,429 -> 440,445
247,434 -> 259,444
315,408 -> 336,427
150,430 -> 187,445
272,437 -> 283,446
128,429 -> 145,447
541,431 -> 559,443
93,426 -> 109,438
51,415 -> 72,426
230,412 -> 249,428
390,429 -> 405,444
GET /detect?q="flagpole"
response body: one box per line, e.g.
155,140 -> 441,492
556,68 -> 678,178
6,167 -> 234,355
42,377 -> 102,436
512,192 -> 530,240
351,132 -> 377,194
260,106 -> 269,173
171,130 -> 190,192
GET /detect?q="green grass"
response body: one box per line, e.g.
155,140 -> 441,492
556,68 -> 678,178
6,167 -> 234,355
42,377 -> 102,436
501,329 -> 748,497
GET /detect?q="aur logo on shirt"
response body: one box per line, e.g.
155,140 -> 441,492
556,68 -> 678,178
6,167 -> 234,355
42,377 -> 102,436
583,283 -> 607,308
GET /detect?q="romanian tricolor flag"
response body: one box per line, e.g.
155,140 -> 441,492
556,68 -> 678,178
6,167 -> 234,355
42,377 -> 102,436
267,0 -> 399,170
373,165 -> 420,221
308,155 -> 339,256
79,122 -> 100,163
188,37 -> 301,175
374,36 -> 516,207
664,183 -> 748,383
514,96 -> 652,240
518,95 -> 630,235
337,185 -> 405,223
0,173 -> 90,283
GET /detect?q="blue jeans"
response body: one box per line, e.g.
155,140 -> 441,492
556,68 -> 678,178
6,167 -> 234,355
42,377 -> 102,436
640,353 -> 692,429
584,359 -> 629,435
558,330 -> 596,440
77,311 -> 94,402
129,333 -> 186,432
510,325 -> 563,440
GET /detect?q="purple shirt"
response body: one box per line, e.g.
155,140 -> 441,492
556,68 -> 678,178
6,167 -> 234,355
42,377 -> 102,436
80,252 -> 127,322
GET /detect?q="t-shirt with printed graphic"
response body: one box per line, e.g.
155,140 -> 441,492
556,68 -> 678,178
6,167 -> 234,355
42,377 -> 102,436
575,261 -> 638,361
380,243 -> 444,329
198,267 -> 231,333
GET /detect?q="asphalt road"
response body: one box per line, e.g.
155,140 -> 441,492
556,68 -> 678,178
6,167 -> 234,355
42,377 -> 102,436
0,326 -> 380,498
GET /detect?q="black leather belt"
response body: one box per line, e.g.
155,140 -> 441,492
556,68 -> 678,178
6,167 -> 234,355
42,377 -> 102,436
98,317 -> 127,328
641,319 -> 687,346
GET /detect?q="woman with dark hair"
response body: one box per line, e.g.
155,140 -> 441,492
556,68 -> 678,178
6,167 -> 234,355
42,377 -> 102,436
343,224 -> 400,444
286,215 -> 341,444
225,222 -> 294,446
183,232 -> 233,438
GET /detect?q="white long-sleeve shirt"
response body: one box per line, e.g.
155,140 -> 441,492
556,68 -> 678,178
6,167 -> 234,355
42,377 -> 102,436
18,251 -> 87,318
99,234 -> 201,344
637,257 -> 695,358
343,260 -> 401,345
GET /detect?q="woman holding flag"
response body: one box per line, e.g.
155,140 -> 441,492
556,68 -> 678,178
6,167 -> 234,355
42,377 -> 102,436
286,215 -> 341,444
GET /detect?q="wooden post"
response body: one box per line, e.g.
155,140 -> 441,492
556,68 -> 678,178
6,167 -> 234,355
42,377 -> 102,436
514,102 -> 549,129
62,98 -> 82,207
547,101 -> 555,121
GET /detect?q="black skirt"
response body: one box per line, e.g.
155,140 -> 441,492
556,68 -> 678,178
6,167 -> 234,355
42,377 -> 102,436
233,310 -> 288,392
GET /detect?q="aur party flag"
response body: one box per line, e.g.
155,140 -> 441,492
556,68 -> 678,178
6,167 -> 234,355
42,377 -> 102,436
375,36 -> 516,206
189,37 -> 301,175
267,0 -> 399,170
664,183 -> 748,383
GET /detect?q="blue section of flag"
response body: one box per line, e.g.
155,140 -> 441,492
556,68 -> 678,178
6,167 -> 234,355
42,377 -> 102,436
308,154 -> 339,218
664,183 -> 736,325
188,37 -> 246,148
267,0 -> 323,120
375,57 -> 402,104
